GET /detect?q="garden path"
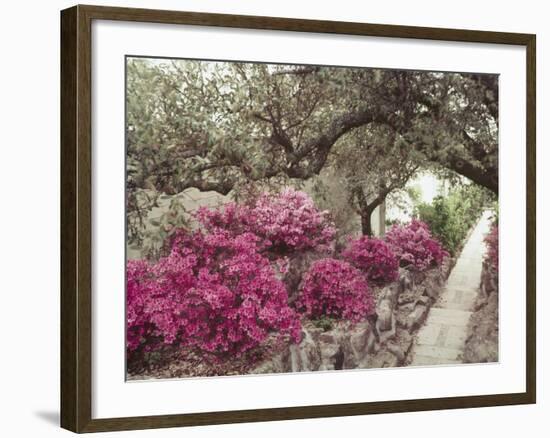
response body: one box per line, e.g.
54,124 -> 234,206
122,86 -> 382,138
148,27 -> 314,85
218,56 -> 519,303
409,211 -> 492,366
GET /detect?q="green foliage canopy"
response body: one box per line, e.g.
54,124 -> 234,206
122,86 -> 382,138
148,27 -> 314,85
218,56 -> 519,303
126,58 -> 499,243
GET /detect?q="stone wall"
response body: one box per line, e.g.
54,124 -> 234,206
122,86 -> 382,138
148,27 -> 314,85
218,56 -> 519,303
128,178 -> 385,260
463,260 -> 499,363
251,259 -> 454,374
127,188 -> 228,260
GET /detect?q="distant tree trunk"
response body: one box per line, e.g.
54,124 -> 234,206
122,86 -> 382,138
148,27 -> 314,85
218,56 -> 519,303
359,207 -> 374,236
354,187 -> 386,237
361,212 -> 373,236
360,203 -> 380,236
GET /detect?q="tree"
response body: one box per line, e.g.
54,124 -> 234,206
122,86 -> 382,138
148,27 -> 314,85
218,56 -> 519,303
126,59 -> 342,243
331,125 -> 422,235
127,60 -> 499,243
381,72 -> 498,194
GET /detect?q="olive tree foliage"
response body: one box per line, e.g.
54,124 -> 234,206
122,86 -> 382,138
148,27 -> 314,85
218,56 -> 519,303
126,58 -> 498,245
126,59 -> 360,244
330,125 -> 423,236
387,72 -> 498,194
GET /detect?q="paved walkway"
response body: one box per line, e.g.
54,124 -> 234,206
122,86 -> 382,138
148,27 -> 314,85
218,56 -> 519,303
409,211 -> 492,366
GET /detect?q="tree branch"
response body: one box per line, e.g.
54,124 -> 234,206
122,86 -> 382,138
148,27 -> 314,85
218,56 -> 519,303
286,107 -> 379,177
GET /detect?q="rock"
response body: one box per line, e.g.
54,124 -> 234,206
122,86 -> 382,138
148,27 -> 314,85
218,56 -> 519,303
347,322 -> 371,363
463,280 -> 498,364
318,341 -> 342,370
378,323 -> 396,343
377,297 -> 394,332
288,328 -> 321,372
367,313 -> 380,343
380,284 -> 400,306
386,342 -> 406,364
395,328 -> 414,353
365,330 -> 378,353
250,326 -> 323,374
399,268 -> 414,293
404,304 -> 429,332
319,333 -> 335,343
412,270 -> 427,285
333,346 -> 345,370
316,326 -> 350,370
398,291 -> 416,306
417,294 -> 433,306
367,351 -> 399,368
250,353 -> 286,374
422,285 -> 440,300
473,293 -> 489,311
480,260 -> 498,296
375,301 -> 396,343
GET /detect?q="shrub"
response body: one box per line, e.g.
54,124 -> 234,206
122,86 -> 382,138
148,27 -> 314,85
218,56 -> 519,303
196,188 -> 336,256
484,224 -> 498,269
195,201 -> 250,237
126,259 -> 159,354
342,236 -> 399,284
295,258 -> 374,323
385,220 -> 448,271
126,229 -> 301,361
415,184 -> 489,255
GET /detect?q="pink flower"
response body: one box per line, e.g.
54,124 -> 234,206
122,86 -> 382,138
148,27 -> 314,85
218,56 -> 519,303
295,258 -> 374,323
342,236 -> 399,284
196,188 -> 336,257
126,228 -> 301,360
275,257 -> 290,275
385,220 -> 448,271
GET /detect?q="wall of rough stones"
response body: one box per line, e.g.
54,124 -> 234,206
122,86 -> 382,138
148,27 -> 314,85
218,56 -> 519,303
463,260 -> 499,363
127,179 -> 385,260
252,259 -> 454,374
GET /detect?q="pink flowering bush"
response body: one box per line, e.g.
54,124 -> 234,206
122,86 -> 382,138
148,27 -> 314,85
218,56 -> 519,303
196,188 -> 336,256
484,224 -> 498,269
385,220 -> 448,271
126,228 -> 301,361
342,236 -> 399,284
127,259 -> 159,353
295,258 -> 375,323
195,201 -> 250,237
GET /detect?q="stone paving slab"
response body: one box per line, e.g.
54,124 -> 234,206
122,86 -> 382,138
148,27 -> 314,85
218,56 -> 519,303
416,323 -> 443,346
444,325 -> 468,349
433,300 -> 476,312
411,355 -> 462,366
422,308 -> 473,327
413,344 -> 463,361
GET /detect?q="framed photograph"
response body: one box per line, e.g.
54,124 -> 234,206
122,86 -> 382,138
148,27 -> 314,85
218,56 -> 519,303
60,4 -> 536,433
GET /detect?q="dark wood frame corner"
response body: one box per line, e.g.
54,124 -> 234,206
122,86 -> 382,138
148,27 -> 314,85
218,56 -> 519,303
60,4 -> 536,433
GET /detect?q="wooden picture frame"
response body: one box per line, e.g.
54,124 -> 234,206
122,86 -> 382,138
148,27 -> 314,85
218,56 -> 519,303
60,4 -> 536,433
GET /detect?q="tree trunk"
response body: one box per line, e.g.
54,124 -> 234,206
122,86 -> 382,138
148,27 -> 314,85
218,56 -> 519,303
360,203 -> 379,236
354,187 -> 386,237
361,212 -> 373,236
